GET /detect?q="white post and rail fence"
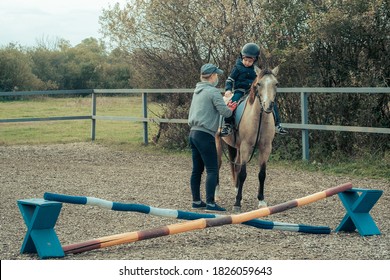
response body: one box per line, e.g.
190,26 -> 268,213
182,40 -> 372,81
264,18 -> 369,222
1,88 -> 389,161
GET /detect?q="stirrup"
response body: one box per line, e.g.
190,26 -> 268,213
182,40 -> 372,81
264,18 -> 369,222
220,125 -> 233,137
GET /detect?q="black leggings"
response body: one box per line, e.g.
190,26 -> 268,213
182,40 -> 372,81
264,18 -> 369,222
189,130 -> 218,204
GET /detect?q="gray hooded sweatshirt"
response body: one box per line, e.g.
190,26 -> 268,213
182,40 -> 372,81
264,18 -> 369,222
188,81 -> 233,137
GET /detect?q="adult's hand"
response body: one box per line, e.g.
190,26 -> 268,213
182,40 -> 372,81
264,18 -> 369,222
227,100 -> 238,111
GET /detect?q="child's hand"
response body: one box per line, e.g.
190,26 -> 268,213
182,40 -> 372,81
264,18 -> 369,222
224,91 -> 233,98
223,91 -> 232,104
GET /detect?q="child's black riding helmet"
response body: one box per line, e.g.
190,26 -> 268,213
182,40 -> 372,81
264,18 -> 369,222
240,43 -> 260,61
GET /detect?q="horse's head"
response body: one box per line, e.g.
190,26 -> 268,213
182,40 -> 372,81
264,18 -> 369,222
251,66 -> 279,113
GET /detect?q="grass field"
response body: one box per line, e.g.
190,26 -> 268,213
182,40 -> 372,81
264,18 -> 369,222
1,95 -> 389,180
0,95 -> 161,145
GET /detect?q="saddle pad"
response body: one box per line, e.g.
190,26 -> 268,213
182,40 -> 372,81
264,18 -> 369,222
219,96 -> 248,130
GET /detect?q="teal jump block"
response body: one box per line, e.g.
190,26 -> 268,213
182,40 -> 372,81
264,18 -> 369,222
17,198 -> 65,259
335,188 -> 383,236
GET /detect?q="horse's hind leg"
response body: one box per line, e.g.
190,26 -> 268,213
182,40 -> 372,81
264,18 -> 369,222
215,134 -> 223,200
227,145 -> 237,183
257,163 -> 267,208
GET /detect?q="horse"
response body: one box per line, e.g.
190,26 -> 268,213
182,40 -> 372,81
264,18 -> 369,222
216,66 -> 279,212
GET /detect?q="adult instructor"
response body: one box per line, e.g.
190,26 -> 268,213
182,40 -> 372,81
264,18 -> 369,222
188,63 -> 237,212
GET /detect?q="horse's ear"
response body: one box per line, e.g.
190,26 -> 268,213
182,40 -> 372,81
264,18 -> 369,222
272,66 -> 279,76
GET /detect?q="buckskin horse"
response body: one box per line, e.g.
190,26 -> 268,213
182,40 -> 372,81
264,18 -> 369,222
216,66 -> 279,212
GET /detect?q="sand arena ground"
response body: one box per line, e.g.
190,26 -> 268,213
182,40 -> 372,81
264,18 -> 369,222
0,143 -> 388,260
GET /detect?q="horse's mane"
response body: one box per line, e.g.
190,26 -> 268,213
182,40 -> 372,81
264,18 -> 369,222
248,68 -> 274,104
259,68 -> 274,77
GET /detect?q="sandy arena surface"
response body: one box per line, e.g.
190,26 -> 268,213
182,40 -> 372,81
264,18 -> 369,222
0,143 -> 389,260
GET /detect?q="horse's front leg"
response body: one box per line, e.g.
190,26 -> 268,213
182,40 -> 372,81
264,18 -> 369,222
257,162 -> 267,208
257,142 -> 272,208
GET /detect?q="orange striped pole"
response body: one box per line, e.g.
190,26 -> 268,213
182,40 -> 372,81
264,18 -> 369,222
63,182 -> 352,255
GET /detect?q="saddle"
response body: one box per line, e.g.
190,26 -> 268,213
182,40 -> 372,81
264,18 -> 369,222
219,95 -> 249,132
233,95 -> 249,128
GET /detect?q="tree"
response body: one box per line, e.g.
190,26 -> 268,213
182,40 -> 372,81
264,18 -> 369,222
308,0 -> 390,87
0,44 -> 46,92
96,47 -> 133,89
305,0 -> 390,157
99,0 -> 389,157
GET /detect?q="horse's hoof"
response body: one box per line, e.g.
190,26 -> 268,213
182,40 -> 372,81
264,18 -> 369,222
232,206 -> 241,213
258,201 -> 267,208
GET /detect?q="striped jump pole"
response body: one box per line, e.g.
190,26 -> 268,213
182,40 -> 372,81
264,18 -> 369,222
43,193 -> 330,234
61,182 -> 352,255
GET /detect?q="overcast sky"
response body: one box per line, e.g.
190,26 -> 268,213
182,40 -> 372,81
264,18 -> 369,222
0,0 -> 128,47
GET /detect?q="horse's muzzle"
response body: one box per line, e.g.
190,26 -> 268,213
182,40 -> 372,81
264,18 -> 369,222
262,101 -> 274,114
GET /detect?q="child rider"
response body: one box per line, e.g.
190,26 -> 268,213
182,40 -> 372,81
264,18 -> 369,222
221,43 -> 288,136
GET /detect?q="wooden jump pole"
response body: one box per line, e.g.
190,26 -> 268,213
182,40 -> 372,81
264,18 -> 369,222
63,182 -> 352,255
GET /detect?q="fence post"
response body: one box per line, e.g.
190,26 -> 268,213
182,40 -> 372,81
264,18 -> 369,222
142,92 -> 148,145
91,91 -> 96,141
301,92 -> 309,161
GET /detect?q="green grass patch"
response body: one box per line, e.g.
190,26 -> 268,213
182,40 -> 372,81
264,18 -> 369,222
271,155 -> 390,181
0,96 -> 160,145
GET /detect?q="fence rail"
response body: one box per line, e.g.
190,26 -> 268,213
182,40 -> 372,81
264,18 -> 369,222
1,88 -> 389,160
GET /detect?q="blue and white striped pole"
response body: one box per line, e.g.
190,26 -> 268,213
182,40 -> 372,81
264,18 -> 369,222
43,192 -> 330,234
